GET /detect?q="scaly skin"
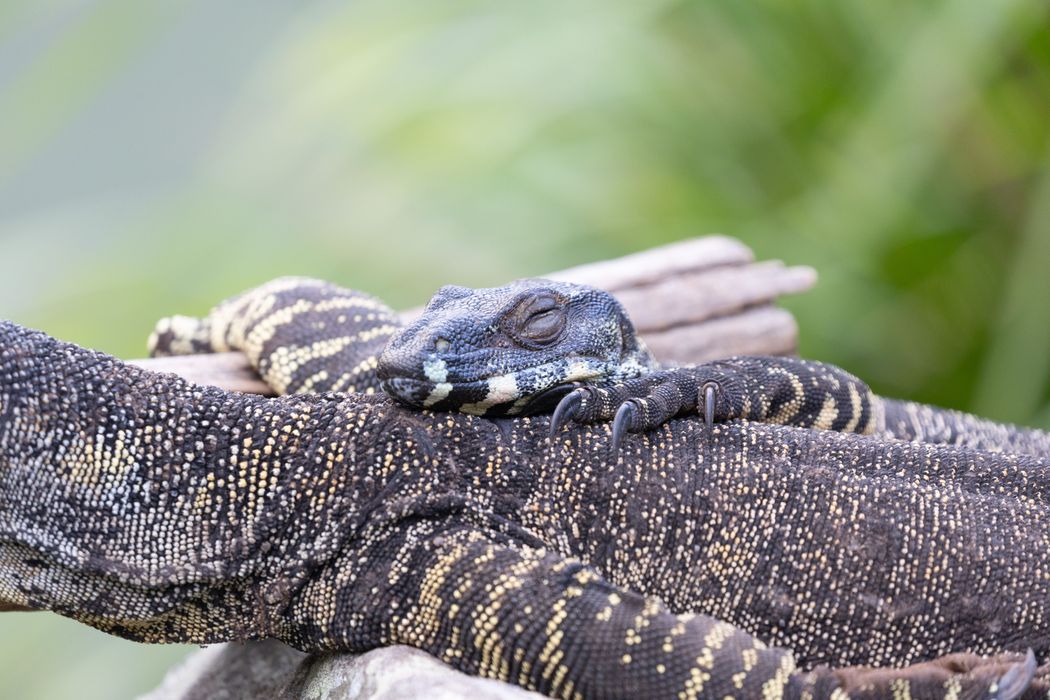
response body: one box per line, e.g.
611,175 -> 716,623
149,277 -> 1050,462
375,277 -> 1050,458
149,276 -> 398,396
2,320 -> 1049,698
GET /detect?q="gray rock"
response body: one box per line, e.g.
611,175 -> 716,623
140,642 -> 545,700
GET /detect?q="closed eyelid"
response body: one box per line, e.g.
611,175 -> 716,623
501,290 -> 561,318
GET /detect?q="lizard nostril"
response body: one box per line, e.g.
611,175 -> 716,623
434,337 -> 451,353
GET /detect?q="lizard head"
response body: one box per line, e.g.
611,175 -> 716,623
377,279 -> 653,415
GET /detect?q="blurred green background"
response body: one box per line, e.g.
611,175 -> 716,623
2,0 -> 1050,697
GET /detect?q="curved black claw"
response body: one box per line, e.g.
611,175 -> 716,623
521,382 -> 577,416
611,401 -> 638,451
701,382 -> 718,428
549,389 -> 584,438
993,648 -> 1037,700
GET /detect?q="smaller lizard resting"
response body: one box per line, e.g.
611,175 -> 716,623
376,279 -> 878,448
149,277 -> 870,434
376,278 -> 1050,457
376,279 -> 654,417
151,276 -> 1050,458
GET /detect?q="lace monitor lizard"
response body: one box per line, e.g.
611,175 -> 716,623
0,277 -> 1047,698
151,277 -> 1050,458
374,278 -> 1050,457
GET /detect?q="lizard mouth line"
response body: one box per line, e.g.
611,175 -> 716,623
379,360 -> 608,416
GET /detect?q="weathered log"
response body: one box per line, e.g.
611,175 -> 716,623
129,236 -> 815,393
644,305 -> 801,366
612,259 -> 814,332
129,352 -> 272,395
545,234 -> 756,290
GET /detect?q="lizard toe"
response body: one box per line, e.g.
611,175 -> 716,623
611,400 -> 641,451
700,381 -> 719,428
550,389 -> 585,438
992,649 -> 1037,700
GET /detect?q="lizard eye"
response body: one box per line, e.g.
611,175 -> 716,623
505,291 -> 566,346
523,309 -> 564,343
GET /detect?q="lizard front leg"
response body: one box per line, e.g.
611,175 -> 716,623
550,357 -> 878,449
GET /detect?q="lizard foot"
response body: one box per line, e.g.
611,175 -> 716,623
994,649 -> 1039,700
611,382 -> 718,450
548,357 -> 880,448
548,367 -> 738,448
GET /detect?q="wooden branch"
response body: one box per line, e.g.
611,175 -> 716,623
546,235 -> 756,290
644,306 -> 799,366
141,641 -> 541,700
613,259 -> 813,333
129,236 -> 816,394
129,352 -> 274,396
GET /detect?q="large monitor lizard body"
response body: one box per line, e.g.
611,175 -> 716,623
1,278 -> 1047,697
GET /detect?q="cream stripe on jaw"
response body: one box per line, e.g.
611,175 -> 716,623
459,374 -> 520,415
423,356 -> 453,407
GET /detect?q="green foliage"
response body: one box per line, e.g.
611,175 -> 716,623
2,0 -> 1050,696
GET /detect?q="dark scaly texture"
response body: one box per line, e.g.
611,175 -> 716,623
374,277 -> 1050,457
877,398 -> 1050,456
151,277 -> 1050,460
377,280 -> 652,416
151,278 -> 877,431
2,320 -> 1049,698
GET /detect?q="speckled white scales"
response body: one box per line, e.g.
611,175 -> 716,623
5,275 -> 1050,698
2,321 -> 1047,697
